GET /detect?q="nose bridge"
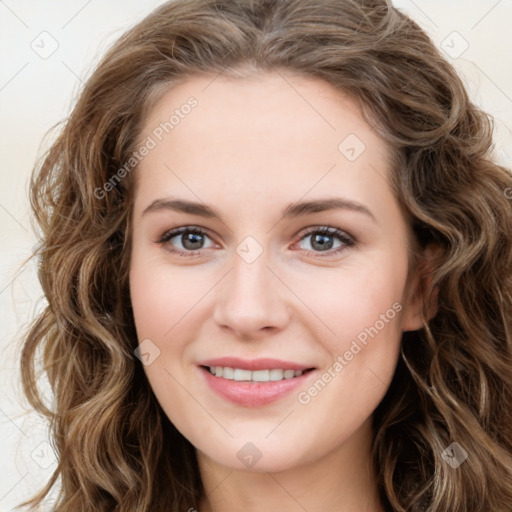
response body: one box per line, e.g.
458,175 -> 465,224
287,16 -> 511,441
213,242 -> 289,336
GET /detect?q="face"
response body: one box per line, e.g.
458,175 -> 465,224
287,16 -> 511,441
129,70 -> 425,473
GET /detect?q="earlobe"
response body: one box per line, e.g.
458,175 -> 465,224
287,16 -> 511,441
401,243 -> 443,332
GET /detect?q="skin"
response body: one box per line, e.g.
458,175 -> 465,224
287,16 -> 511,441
129,70 -> 432,512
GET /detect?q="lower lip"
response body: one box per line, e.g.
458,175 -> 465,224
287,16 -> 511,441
199,367 -> 315,407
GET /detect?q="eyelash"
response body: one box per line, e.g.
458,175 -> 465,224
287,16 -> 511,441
157,225 -> 356,258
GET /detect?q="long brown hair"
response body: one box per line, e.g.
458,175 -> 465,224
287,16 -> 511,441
18,0 -> 512,510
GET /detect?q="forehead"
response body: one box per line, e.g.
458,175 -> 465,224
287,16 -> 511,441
133,71 -> 394,216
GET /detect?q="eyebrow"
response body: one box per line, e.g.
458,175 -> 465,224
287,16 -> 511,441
141,197 -> 376,222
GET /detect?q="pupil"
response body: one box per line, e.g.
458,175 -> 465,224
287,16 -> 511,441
312,234 -> 333,251
183,232 -> 203,250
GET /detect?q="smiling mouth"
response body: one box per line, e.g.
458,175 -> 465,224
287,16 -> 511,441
200,365 -> 315,382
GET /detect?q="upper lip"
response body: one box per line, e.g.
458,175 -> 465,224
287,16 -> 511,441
197,357 -> 314,371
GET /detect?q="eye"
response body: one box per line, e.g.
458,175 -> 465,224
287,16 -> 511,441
157,225 -> 356,258
294,226 -> 355,257
158,226 -> 215,256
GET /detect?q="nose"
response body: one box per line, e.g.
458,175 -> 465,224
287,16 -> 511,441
212,249 -> 291,340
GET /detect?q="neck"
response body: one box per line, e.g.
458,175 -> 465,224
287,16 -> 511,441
197,417 -> 385,512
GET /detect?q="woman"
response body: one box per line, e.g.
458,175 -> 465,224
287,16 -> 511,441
18,0 -> 512,510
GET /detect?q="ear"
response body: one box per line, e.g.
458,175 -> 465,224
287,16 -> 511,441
401,242 -> 444,332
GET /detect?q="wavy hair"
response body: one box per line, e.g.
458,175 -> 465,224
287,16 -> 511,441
17,0 -> 512,510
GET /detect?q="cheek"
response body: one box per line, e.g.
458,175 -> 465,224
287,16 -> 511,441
292,285 -> 404,463
129,256 -> 200,427
286,250 -> 408,354
129,251 -> 210,339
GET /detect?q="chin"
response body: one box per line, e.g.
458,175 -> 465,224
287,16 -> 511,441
201,446 -> 305,473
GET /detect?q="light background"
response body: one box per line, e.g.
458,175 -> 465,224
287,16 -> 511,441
1,0 -> 511,509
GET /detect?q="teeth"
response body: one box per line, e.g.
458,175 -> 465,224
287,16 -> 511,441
233,368 -> 252,381
253,369 -> 270,381
207,366 -> 307,382
269,369 -> 283,381
223,367 -> 234,379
